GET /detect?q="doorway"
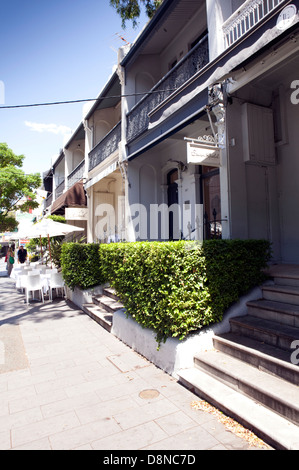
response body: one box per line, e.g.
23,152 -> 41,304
201,166 -> 222,239
167,169 -> 179,240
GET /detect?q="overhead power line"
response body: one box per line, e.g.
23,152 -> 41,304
0,89 -> 177,110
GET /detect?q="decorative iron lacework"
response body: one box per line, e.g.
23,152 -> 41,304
126,34 -> 209,143
89,122 -> 121,172
55,179 -> 65,198
223,0 -> 285,48
67,160 -> 85,188
45,193 -> 52,209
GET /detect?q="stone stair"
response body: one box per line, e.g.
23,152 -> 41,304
82,287 -> 123,332
178,265 -> 299,450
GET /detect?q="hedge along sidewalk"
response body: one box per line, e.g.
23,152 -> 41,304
61,239 -> 271,347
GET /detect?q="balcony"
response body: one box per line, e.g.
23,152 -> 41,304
55,179 -> 65,198
67,160 -> 85,188
223,0 -> 285,48
45,193 -> 52,209
89,122 -> 121,172
126,33 -> 209,144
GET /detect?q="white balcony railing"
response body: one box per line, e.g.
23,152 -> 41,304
223,0 -> 285,48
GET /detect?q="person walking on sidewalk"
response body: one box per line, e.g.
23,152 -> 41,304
17,245 -> 27,264
5,248 -> 15,277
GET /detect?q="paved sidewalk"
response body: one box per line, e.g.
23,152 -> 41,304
0,263 -> 271,451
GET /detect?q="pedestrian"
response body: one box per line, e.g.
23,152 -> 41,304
5,248 -> 15,277
17,245 -> 27,264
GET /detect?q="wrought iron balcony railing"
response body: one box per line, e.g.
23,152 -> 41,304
89,121 -> 121,172
45,193 -> 52,209
55,179 -> 65,198
223,0 -> 285,48
126,33 -> 209,143
67,159 -> 85,188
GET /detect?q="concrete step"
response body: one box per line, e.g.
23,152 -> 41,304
92,294 -> 124,313
265,264 -> 299,287
262,284 -> 299,306
178,367 -> 299,450
82,290 -> 123,333
247,298 -> 299,327
213,332 -> 299,385
274,277 -> 299,287
103,286 -> 120,301
230,315 -> 299,351
82,304 -> 113,332
193,349 -> 299,425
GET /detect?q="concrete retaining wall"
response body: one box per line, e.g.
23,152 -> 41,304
111,286 -> 262,378
66,284 -> 106,308
67,284 -> 262,378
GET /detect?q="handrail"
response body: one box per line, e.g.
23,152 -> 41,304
126,34 -> 209,143
223,0 -> 285,48
67,159 -> 85,187
88,122 -> 121,172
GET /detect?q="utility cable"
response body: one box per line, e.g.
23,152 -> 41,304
0,89 -> 177,110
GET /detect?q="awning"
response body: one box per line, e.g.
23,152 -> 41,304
51,181 -> 87,215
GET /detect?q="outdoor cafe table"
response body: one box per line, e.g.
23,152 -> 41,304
11,267 -> 57,294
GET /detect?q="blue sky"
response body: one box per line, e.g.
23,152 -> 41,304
0,0 -> 148,176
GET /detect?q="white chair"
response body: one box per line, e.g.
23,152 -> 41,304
12,266 -> 22,280
18,273 -> 29,292
25,274 -> 44,304
49,272 -> 66,301
30,269 -> 41,275
45,268 -> 57,275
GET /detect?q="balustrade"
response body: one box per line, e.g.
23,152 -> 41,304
126,34 -> 209,143
67,160 -> 85,188
223,0 -> 285,48
89,122 -> 121,172
55,179 -> 65,198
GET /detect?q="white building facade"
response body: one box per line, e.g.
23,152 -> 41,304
43,0 -> 299,263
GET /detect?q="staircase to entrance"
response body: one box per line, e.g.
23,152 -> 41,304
82,287 -> 123,333
178,264 -> 299,450
80,266 -> 299,449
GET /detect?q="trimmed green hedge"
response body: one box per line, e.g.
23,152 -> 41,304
61,239 -> 271,345
61,243 -> 103,290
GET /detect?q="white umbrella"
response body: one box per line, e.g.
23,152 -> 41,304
17,218 -> 84,265
21,218 -> 84,238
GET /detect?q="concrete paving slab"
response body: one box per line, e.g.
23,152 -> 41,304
0,261 -> 272,451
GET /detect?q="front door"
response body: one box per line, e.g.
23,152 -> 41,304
201,166 -> 222,239
167,169 -> 179,240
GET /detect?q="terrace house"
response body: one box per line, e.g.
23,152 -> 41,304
118,0 -> 299,264
83,73 -> 125,243
43,122 -> 87,238
44,0 -> 299,264
41,1 -> 299,444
